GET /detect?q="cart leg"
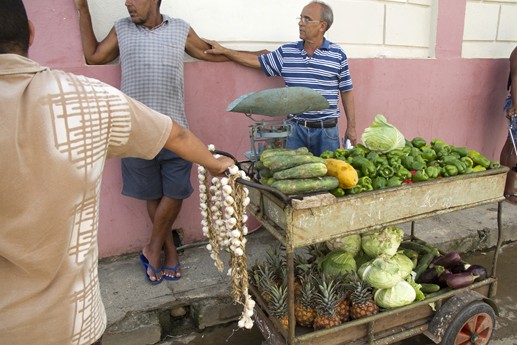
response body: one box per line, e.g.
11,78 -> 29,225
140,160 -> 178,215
286,248 -> 295,344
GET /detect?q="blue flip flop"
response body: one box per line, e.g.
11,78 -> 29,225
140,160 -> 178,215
161,263 -> 181,281
139,253 -> 163,285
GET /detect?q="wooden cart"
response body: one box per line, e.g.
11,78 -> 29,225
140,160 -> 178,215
237,166 -> 508,345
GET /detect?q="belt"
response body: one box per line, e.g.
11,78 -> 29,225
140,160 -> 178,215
290,118 -> 338,128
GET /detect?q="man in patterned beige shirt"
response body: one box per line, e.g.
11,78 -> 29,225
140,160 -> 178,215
0,1 -> 233,344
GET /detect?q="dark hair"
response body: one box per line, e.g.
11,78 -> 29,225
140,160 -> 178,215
311,0 -> 333,31
0,0 -> 30,54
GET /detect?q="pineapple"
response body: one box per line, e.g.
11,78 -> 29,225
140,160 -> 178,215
348,274 -> 379,320
256,264 -> 276,304
295,273 -> 317,328
265,246 -> 286,285
313,276 -> 342,330
268,283 -> 289,331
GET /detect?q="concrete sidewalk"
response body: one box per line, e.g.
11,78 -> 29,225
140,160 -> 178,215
98,201 -> 517,345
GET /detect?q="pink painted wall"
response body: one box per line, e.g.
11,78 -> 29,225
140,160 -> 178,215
24,0 -> 510,257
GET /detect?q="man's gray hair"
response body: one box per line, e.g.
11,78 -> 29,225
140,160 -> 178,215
311,1 -> 334,31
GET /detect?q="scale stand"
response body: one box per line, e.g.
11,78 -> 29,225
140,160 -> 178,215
226,87 -> 330,162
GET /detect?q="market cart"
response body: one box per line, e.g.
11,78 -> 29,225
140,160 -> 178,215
224,87 -> 507,345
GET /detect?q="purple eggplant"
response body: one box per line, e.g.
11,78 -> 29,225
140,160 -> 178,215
465,264 -> 487,281
417,265 -> 445,284
446,272 -> 479,289
437,269 -> 453,288
432,252 -> 463,269
450,261 -> 469,273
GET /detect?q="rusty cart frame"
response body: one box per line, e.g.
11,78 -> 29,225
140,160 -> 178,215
236,166 -> 508,345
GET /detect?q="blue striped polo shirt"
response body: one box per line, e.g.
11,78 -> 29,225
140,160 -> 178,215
258,38 -> 353,121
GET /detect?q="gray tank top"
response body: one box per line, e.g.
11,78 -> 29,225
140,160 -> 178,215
115,15 -> 190,127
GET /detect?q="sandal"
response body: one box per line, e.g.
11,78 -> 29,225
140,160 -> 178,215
504,193 -> 517,205
162,263 -> 181,281
139,253 -> 163,285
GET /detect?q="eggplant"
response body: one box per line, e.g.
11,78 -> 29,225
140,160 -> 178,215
437,269 -> 453,288
432,252 -> 462,269
449,261 -> 469,273
445,272 -> 479,289
417,265 -> 445,284
465,264 -> 487,281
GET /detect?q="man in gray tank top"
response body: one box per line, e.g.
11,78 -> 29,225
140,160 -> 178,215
74,0 -> 229,284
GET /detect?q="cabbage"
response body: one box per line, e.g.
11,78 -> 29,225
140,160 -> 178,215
374,280 -> 416,309
392,253 -> 414,279
361,226 -> 405,258
326,234 -> 361,256
361,256 -> 403,289
320,250 -> 357,277
361,114 -> 405,153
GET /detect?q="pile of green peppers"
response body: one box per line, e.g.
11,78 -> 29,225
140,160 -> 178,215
322,136 -> 501,197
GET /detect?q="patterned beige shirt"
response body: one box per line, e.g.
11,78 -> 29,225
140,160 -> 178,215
0,54 -> 172,345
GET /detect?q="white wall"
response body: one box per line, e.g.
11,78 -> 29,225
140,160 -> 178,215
87,0 -> 517,60
463,0 -> 517,58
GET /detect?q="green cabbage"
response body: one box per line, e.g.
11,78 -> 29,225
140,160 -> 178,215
361,226 -> 405,258
392,253 -> 414,279
320,250 -> 357,277
374,280 -> 416,309
326,234 -> 362,256
360,256 -> 403,289
361,114 -> 405,153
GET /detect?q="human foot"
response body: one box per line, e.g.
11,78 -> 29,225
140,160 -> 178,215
504,192 -> 517,205
139,253 -> 163,284
162,263 -> 181,281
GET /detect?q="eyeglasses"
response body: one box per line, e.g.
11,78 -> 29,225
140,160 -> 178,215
296,16 -> 322,24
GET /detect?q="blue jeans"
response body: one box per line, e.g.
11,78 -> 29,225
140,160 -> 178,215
504,95 -> 517,143
286,122 -> 340,156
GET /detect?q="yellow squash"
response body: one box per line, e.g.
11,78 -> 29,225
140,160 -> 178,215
325,159 -> 359,189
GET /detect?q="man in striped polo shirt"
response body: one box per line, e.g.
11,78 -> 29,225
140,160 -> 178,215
205,0 -> 357,156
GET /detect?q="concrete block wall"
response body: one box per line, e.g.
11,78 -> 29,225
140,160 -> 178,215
463,0 -> 517,58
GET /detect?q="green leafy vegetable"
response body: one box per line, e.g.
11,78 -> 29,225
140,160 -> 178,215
361,114 -> 405,153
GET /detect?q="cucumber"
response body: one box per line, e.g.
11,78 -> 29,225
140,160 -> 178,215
271,176 -> 339,195
420,283 -> 441,293
260,147 -> 310,161
399,241 -> 440,256
259,168 -> 273,178
265,155 -> 325,172
273,163 -> 327,180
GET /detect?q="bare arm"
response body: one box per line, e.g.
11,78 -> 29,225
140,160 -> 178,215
509,47 -> 517,118
74,0 -> 119,65
203,39 -> 266,69
164,122 -> 234,176
340,90 -> 357,145
185,28 -> 229,62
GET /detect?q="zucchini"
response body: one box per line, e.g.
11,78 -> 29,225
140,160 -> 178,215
260,147 -> 310,161
414,251 -> 436,281
271,176 -> 339,195
259,168 -> 273,178
273,163 -> 327,180
399,241 -> 440,256
265,155 -> 325,172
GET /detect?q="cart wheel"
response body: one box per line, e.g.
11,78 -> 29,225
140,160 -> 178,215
440,301 -> 496,345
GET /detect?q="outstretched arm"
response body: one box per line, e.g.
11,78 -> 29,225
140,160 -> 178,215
74,0 -> 119,65
203,39 -> 267,69
185,27 -> 229,62
164,122 -> 234,177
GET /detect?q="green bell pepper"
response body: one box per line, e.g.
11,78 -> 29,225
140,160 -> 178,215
320,150 -> 335,159
489,160 -> 501,169
410,160 -> 427,171
421,148 -> 437,162
402,155 -> 414,170
472,165 -> 486,172
372,176 -> 387,190
395,166 -> 412,180
412,170 -> 429,182
442,164 -> 459,176
330,187 -> 345,197
387,176 -> 402,187
451,146 -> 468,157
425,166 -> 440,179
346,185 -> 364,195
366,151 -> 379,162
460,156 -> 474,168
411,137 -> 426,148
334,148 -> 347,158
351,156 -> 377,177
467,150 -> 490,168
377,164 -> 395,178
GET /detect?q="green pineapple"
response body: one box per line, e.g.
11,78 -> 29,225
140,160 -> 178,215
348,273 -> 379,320
268,283 -> 289,331
313,276 -> 342,330
295,273 -> 316,328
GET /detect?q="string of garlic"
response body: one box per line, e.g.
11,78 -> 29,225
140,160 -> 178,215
198,144 -> 255,329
